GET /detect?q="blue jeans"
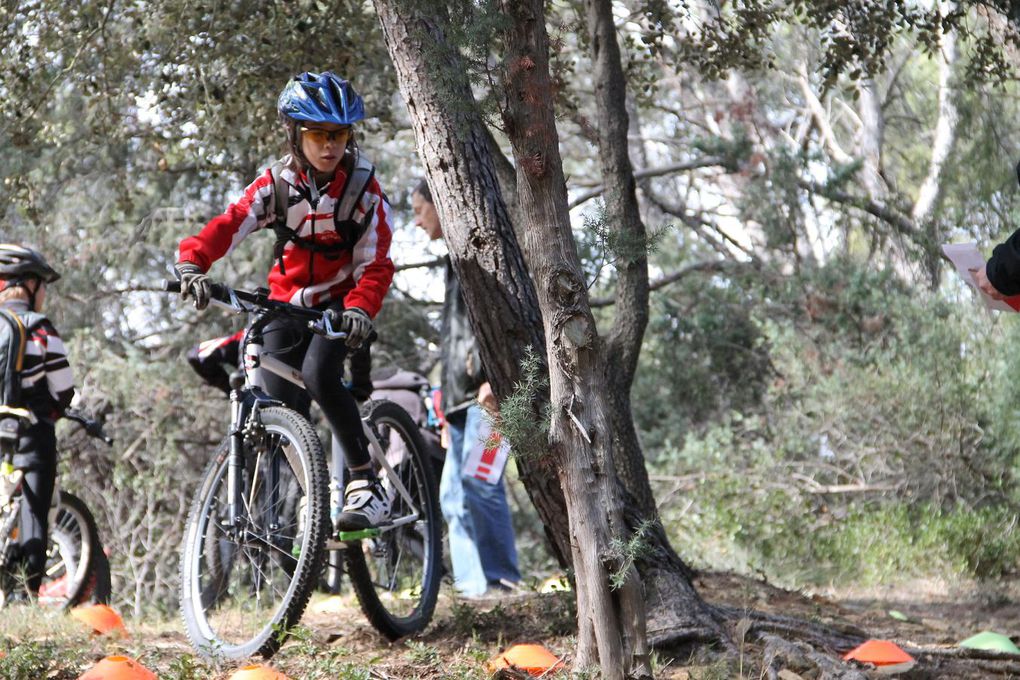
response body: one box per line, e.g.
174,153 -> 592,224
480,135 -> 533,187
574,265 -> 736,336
441,405 -> 521,596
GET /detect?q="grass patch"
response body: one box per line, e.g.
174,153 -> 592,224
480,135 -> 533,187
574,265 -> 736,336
663,470 -> 1020,587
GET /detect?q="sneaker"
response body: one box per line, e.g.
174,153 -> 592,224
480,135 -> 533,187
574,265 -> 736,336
335,478 -> 391,531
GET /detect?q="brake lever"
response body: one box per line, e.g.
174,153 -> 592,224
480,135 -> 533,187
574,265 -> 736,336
308,311 -> 348,341
208,286 -> 245,313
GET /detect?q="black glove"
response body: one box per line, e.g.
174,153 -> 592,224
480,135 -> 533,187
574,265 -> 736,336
174,262 -> 211,310
340,307 -> 373,349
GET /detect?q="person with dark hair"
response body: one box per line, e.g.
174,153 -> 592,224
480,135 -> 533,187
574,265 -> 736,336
173,71 -> 395,531
411,181 -> 521,598
0,245 -> 74,599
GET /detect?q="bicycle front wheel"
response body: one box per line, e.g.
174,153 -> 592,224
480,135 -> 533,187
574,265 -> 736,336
180,406 -> 328,660
346,399 -> 442,640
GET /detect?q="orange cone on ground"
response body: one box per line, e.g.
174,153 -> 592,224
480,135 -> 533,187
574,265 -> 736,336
78,655 -> 156,680
228,665 -> 294,680
488,644 -> 566,676
70,603 -> 127,636
843,639 -> 915,673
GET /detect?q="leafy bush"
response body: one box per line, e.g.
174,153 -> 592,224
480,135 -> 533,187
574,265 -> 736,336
647,255 -> 1020,585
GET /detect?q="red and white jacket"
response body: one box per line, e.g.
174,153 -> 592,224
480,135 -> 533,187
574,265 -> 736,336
177,160 -> 394,315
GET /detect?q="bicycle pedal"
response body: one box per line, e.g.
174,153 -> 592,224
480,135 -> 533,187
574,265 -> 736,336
335,528 -> 381,541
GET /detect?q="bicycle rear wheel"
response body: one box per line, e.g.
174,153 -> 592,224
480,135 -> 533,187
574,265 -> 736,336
77,536 -> 111,605
345,399 -> 442,640
179,406 -> 328,660
38,491 -> 99,609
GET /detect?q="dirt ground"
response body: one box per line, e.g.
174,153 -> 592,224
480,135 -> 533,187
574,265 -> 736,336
286,571 -> 1020,678
9,571 -> 1020,678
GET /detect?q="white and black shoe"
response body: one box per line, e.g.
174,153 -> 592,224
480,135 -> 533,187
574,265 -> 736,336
335,478 -> 391,531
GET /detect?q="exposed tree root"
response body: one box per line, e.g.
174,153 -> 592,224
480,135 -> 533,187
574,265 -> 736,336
759,633 -> 869,680
646,578 -> 1020,679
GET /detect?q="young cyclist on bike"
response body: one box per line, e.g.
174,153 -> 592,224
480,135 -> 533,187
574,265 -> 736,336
173,71 -> 394,531
0,245 -> 75,599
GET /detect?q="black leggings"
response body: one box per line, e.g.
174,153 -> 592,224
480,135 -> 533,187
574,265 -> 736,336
261,301 -> 370,468
12,423 -> 57,594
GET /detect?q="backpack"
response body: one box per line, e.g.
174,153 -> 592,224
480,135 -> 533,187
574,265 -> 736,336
0,308 -> 44,445
269,154 -> 378,275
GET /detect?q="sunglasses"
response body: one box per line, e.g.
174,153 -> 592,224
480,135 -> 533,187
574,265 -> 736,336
299,126 -> 352,145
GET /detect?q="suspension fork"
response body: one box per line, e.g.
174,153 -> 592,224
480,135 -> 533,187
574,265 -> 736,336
226,390 -> 251,529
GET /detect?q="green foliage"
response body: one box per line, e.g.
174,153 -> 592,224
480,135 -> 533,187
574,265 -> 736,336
649,255 -> 1020,584
577,201 -> 674,288
668,1 -> 1019,88
0,639 -> 89,680
164,655 -> 213,680
633,278 -> 772,456
405,640 -> 441,667
495,346 -> 551,461
608,519 -> 656,590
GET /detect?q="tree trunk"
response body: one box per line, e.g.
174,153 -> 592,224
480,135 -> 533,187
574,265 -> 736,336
372,0 -> 571,568
496,2 -> 650,675
912,0 -> 959,288
582,0 -> 722,645
373,1 -> 723,671
584,0 -> 654,517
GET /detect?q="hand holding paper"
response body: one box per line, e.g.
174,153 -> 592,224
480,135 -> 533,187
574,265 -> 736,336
942,242 -> 1020,312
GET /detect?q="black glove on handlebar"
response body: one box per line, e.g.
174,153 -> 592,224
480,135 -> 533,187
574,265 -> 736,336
174,262 -> 212,310
340,307 -> 373,350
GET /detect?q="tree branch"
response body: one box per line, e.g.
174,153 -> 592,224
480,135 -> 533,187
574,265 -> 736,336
798,179 -> 917,238
589,259 -> 746,307
912,3 -> 960,224
568,157 -> 730,210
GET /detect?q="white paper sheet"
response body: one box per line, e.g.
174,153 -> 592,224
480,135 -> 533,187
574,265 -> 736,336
942,242 -> 1017,312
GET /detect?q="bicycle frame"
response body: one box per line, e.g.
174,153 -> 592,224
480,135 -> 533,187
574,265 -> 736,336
203,288 -> 420,541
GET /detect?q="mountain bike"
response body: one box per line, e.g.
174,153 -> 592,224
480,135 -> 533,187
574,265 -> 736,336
165,281 -> 442,660
0,410 -> 113,608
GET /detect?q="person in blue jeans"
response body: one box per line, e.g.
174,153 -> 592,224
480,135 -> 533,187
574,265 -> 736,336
412,180 -> 521,597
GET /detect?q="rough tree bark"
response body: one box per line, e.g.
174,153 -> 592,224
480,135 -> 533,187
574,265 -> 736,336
371,0 -> 572,569
496,1 -> 650,675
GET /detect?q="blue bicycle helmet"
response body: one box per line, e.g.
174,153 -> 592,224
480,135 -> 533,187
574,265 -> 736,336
277,71 -> 365,125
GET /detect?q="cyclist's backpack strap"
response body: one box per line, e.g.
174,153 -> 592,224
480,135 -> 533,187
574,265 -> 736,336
270,161 -> 294,276
333,154 -> 379,252
336,155 -> 375,223
0,309 -> 29,444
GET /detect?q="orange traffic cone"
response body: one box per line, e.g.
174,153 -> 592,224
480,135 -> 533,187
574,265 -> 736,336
843,639 -> 915,673
78,655 -> 156,680
70,604 -> 127,637
488,644 -> 566,676
228,665 -> 293,680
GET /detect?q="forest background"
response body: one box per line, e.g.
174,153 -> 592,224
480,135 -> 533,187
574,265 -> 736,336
2,0 -> 1020,645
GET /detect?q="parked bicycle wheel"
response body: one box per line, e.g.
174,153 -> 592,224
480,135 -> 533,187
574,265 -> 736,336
36,491 -> 100,609
179,406 -> 328,660
76,537 -> 111,605
345,399 -> 442,640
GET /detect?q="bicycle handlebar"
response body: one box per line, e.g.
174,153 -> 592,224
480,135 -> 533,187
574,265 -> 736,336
162,280 -> 347,340
63,409 -> 114,446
